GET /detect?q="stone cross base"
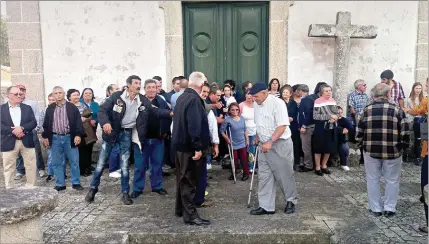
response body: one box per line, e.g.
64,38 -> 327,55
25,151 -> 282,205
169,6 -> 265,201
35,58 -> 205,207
1,217 -> 43,244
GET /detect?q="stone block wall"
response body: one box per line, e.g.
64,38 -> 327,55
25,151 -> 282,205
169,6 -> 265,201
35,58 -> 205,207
416,1 -> 428,83
6,1 -> 46,108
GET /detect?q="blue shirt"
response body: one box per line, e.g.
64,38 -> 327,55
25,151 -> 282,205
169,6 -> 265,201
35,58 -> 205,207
171,90 -> 184,109
220,116 -> 246,149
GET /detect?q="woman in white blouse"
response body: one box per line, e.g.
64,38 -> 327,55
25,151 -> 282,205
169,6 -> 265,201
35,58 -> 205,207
239,89 -> 257,172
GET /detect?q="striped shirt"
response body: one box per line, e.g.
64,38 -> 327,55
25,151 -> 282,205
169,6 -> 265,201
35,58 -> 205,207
390,80 -> 405,106
313,97 -> 338,121
254,94 -> 291,143
52,103 -> 70,134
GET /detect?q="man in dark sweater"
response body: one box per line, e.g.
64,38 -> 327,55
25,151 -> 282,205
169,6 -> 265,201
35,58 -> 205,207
172,71 -> 211,226
298,82 -> 327,172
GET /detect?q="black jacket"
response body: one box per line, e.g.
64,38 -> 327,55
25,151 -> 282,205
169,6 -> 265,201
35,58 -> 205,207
42,102 -> 85,148
298,94 -> 318,127
172,88 -> 210,152
98,90 -> 171,143
1,103 -> 37,152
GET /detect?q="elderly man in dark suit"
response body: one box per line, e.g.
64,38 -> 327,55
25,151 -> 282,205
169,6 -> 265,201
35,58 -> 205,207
1,86 -> 38,188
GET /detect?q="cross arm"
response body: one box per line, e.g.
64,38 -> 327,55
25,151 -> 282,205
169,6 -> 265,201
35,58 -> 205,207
308,24 -> 336,37
349,25 -> 377,39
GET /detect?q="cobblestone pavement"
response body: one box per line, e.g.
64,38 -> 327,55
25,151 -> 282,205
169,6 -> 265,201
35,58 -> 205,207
0,161 -> 427,243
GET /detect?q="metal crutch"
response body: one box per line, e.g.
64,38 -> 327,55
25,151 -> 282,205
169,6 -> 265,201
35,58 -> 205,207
247,145 -> 259,208
227,125 -> 237,184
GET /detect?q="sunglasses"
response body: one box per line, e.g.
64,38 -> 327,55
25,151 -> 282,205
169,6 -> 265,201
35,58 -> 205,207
10,93 -> 24,97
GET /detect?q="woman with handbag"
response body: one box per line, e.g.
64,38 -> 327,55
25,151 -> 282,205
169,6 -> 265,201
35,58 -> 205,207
67,89 -> 97,177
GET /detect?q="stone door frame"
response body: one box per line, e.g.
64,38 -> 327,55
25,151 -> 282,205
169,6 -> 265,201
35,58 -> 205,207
159,1 -> 291,90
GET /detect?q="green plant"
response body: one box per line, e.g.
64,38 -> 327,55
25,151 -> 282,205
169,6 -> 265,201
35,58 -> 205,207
0,18 -> 10,66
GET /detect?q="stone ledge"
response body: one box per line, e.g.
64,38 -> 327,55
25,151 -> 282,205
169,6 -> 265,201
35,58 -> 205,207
0,187 -> 58,225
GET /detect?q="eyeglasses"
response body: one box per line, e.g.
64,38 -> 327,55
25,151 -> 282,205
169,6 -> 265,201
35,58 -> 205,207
10,93 -> 24,97
362,84 -> 367,87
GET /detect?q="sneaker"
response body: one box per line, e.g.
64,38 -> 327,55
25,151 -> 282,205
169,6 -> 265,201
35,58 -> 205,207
14,173 -> 24,180
38,170 -> 46,178
207,163 -> 212,170
205,191 -> 208,196
46,175 -> 53,182
341,166 -> 350,171
109,170 -> 121,178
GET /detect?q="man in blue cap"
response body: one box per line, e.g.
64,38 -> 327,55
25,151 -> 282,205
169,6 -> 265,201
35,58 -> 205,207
249,83 -> 298,215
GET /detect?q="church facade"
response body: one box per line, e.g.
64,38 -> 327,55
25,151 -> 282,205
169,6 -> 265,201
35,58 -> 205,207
5,1 -> 428,107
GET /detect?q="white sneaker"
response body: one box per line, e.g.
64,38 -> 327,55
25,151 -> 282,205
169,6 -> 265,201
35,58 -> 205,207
14,173 -> 24,180
207,163 -> 212,170
39,170 -> 46,178
109,170 -> 121,178
341,166 -> 350,171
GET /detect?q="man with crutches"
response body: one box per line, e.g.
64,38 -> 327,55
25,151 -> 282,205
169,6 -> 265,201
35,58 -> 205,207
248,83 -> 297,215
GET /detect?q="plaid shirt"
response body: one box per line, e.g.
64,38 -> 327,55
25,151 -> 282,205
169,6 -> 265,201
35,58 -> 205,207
347,90 -> 369,118
356,98 -> 411,159
390,80 -> 405,106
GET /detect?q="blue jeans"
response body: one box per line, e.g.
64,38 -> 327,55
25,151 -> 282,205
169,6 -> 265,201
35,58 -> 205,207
109,144 -> 120,172
16,132 -> 45,174
133,139 -> 164,192
90,130 -> 131,193
50,135 -> 80,187
47,148 -> 66,176
194,156 -> 208,205
248,135 -> 256,170
338,142 -> 350,166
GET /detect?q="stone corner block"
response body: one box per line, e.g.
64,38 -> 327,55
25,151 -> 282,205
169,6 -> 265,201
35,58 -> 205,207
23,50 -> 43,73
7,23 -> 42,50
11,74 -> 45,101
415,69 -> 428,83
416,44 -> 428,69
269,1 -> 289,21
5,1 -> 22,22
9,50 -> 23,74
22,1 -> 40,22
419,1 -> 428,22
418,22 -> 428,44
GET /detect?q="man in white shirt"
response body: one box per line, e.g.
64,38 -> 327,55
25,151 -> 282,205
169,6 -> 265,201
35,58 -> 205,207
15,84 -> 45,179
249,83 -> 298,215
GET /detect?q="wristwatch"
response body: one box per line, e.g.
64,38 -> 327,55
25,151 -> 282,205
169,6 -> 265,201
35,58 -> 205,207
267,137 -> 273,143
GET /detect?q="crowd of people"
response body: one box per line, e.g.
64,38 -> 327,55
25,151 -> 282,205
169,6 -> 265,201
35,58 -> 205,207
0,69 -> 427,231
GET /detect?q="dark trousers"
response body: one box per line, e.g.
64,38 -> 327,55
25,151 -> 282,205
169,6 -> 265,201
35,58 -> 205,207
164,135 -> 174,168
422,155 -> 428,224
291,130 -> 302,165
338,142 -> 350,166
175,151 -> 203,221
217,133 -> 228,161
78,142 -> 94,174
414,118 -> 422,159
194,156 -> 208,205
233,147 -> 250,176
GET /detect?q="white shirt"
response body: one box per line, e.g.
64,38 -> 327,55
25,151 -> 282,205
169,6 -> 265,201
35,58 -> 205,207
9,102 -> 21,127
208,110 -> 219,144
240,104 -> 256,136
254,94 -> 291,143
132,126 -> 142,150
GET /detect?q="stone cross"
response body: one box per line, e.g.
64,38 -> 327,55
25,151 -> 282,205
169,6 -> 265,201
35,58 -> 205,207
308,11 -> 377,110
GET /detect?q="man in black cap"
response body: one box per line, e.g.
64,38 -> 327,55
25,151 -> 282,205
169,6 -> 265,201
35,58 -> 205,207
380,69 -> 405,109
249,83 -> 297,215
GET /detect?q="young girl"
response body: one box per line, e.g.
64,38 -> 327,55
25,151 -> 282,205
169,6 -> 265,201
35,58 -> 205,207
222,85 -> 237,113
220,103 -> 250,181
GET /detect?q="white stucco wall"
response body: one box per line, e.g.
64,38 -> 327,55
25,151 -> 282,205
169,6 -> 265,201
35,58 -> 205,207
288,1 -> 418,95
39,1 -> 166,101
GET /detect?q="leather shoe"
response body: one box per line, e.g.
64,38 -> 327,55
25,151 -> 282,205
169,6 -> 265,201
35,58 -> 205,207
175,212 -> 183,218
54,186 -> 66,191
321,168 -> 331,175
85,188 -> 98,203
130,191 -> 142,199
384,211 -> 396,218
298,166 -> 313,172
122,193 -> 133,205
241,175 -> 249,181
72,184 -> 83,190
250,207 -> 275,215
152,188 -> 168,195
314,170 -> 323,176
46,175 -> 53,182
284,201 -> 295,214
184,217 -> 211,226
369,209 -> 382,217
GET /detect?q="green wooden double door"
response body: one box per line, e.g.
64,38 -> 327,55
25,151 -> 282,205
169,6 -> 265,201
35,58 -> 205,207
183,2 -> 268,95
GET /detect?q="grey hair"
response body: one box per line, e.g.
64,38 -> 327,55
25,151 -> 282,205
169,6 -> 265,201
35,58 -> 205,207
354,79 -> 365,89
318,84 -> 332,96
52,86 -> 64,92
144,79 -> 157,88
371,83 -> 390,98
188,71 -> 206,88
